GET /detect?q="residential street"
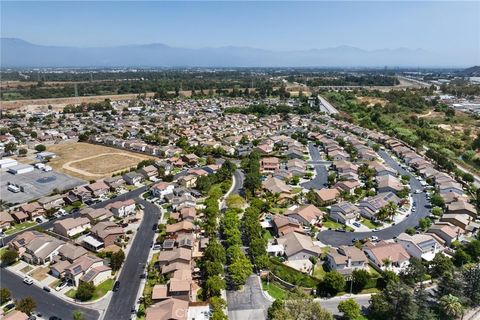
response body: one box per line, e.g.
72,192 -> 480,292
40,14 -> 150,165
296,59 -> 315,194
227,275 -> 272,320
0,185 -> 152,320
317,149 -> 430,246
103,198 -> 159,320
302,143 -> 329,190
0,268 -> 99,320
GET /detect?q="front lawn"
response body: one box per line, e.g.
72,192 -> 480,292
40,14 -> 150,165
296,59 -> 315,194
262,280 -> 287,300
312,263 -> 328,280
5,222 -> 36,235
65,279 -> 114,301
322,218 -> 342,230
269,207 -> 285,214
291,187 -> 302,194
361,218 -> 381,230
262,230 -> 273,241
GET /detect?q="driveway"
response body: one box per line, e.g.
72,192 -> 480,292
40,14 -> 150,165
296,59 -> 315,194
227,275 -> 272,320
317,149 -> 430,246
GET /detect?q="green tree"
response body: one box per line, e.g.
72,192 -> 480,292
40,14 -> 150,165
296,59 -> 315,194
440,294 -> 464,320
338,298 -> 361,320
431,207 -> 443,217
228,253 -> 253,289
16,297 -> 36,315
76,282 -> 95,301
428,253 -> 453,278
4,142 -> 17,154
0,288 -> 11,305
110,249 -> 125,272
204,275 -> 226,298
401,257 -> 426,285
351,269 -> 371,292
462,264 -> 480,307
34,144 -> 46,152
210,297 -> 228,320
72,310 -> 85,320
18,148 -> 28,156
226,194 -> 246,209
368,281 -> 418,320
320,271 -> 345,296
1,248 -> 19,266
453,249 -> 471,267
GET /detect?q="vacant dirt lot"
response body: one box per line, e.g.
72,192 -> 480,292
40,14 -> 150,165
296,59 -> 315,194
47,142 -> 153,180
356,96 -> 388,107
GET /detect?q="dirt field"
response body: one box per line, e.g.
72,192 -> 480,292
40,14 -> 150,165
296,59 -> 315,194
47,142 -> 153,180
356,96 -> 388,107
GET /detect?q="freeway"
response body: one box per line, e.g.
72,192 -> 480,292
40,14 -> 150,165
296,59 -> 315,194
103,198 -> 159,320
0,268 -> 99,320
302,143 -> 328,190
317,149 -> 430,246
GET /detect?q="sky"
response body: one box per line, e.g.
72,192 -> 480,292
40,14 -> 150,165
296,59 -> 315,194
1,1 -> 479,55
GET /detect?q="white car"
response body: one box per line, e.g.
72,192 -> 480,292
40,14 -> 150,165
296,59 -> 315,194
23,276 -> 34,285
370,236 -> 379,242
55,281 -> 68,291
414,189 -> 422,194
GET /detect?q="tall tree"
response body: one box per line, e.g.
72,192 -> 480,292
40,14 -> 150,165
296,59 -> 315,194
439,294 -> 464,320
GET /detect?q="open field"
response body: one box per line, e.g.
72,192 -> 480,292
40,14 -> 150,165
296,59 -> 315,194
47,142 -> 154,180
356,96 -> 388,107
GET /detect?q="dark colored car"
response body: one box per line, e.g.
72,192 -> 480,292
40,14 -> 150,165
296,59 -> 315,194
49,317 -> 62,320
43,286 -> 51,292
152,223 -> 158,230
113,281 -> 120,292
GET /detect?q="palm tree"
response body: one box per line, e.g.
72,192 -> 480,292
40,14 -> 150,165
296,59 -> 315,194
440,294 -> 464,319
385,201 -> 398,220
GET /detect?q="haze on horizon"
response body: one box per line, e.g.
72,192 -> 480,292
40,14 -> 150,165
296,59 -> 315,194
1,1 -> 479,67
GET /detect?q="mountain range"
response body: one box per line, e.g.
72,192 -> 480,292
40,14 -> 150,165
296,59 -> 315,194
0,38 -> 464,68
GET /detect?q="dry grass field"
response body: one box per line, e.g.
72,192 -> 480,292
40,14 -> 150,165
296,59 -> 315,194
356,96 -> 388,107
47,142 -> 153,180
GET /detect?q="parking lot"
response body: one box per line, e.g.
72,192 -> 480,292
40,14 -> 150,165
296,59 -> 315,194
0,168 -> 86,204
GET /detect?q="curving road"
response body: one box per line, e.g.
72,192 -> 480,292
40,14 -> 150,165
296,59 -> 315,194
317,149 -> 430,246
0,267 -> 99,320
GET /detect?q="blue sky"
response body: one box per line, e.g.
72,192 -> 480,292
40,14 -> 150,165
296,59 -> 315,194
1,1 -> 479,55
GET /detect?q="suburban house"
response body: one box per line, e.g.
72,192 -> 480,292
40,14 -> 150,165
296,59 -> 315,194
363,241 -> 410,272
447,200 -> 477,219
19,202 -> 45,220
103,176 -> 125,189
0,211 -> 14,230
10,231 -> 65,265
260,157 -> 280,172
80,207 -> 113,222
89,221 -> 125,249
396,233 -> 443,261
276,231 -> 321,261
272,215 -> 304,236
376,175 -> 404,194
326,246 -> 368,275
86,181 -> 110,198
329,202 -> 359,224
106,199 -> 136,217
145,298 -> 189,320
358,192 -> 401,220
138,165 -> 158,179
284,204 -> 323,226
151,182 -> 175,200
166,220 -> 195,235
262,177 -> 292,202
171,194 -> 196,211
427,223 -> 463,246
441,214 -> 477,231
123,172 -> 144,185
37,194 -> 65,210
315,188 -> 340,205
53,217 -> 91,238
64,254 -> 109,286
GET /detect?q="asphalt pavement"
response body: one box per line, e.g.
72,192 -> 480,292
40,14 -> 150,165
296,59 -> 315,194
317,149 -> 430,246
0,268 -> 99,320
227,275 -> 272,320
103,198 -> 159,320
0,185 -> 152,320
302,143 -> 328,190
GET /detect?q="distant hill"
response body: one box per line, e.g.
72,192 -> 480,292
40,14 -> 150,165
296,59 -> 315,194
0,37 -> 462,68
460,66 -> 480,76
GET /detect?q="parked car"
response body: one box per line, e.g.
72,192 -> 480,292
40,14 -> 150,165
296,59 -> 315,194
55,281 -> 68,291
352,222 -> 361,228
152,244 -> 162,250
23,276 -> 34,285
370,236 -> 379,242
43,286 -> 51,292
113,281 -> 120,292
